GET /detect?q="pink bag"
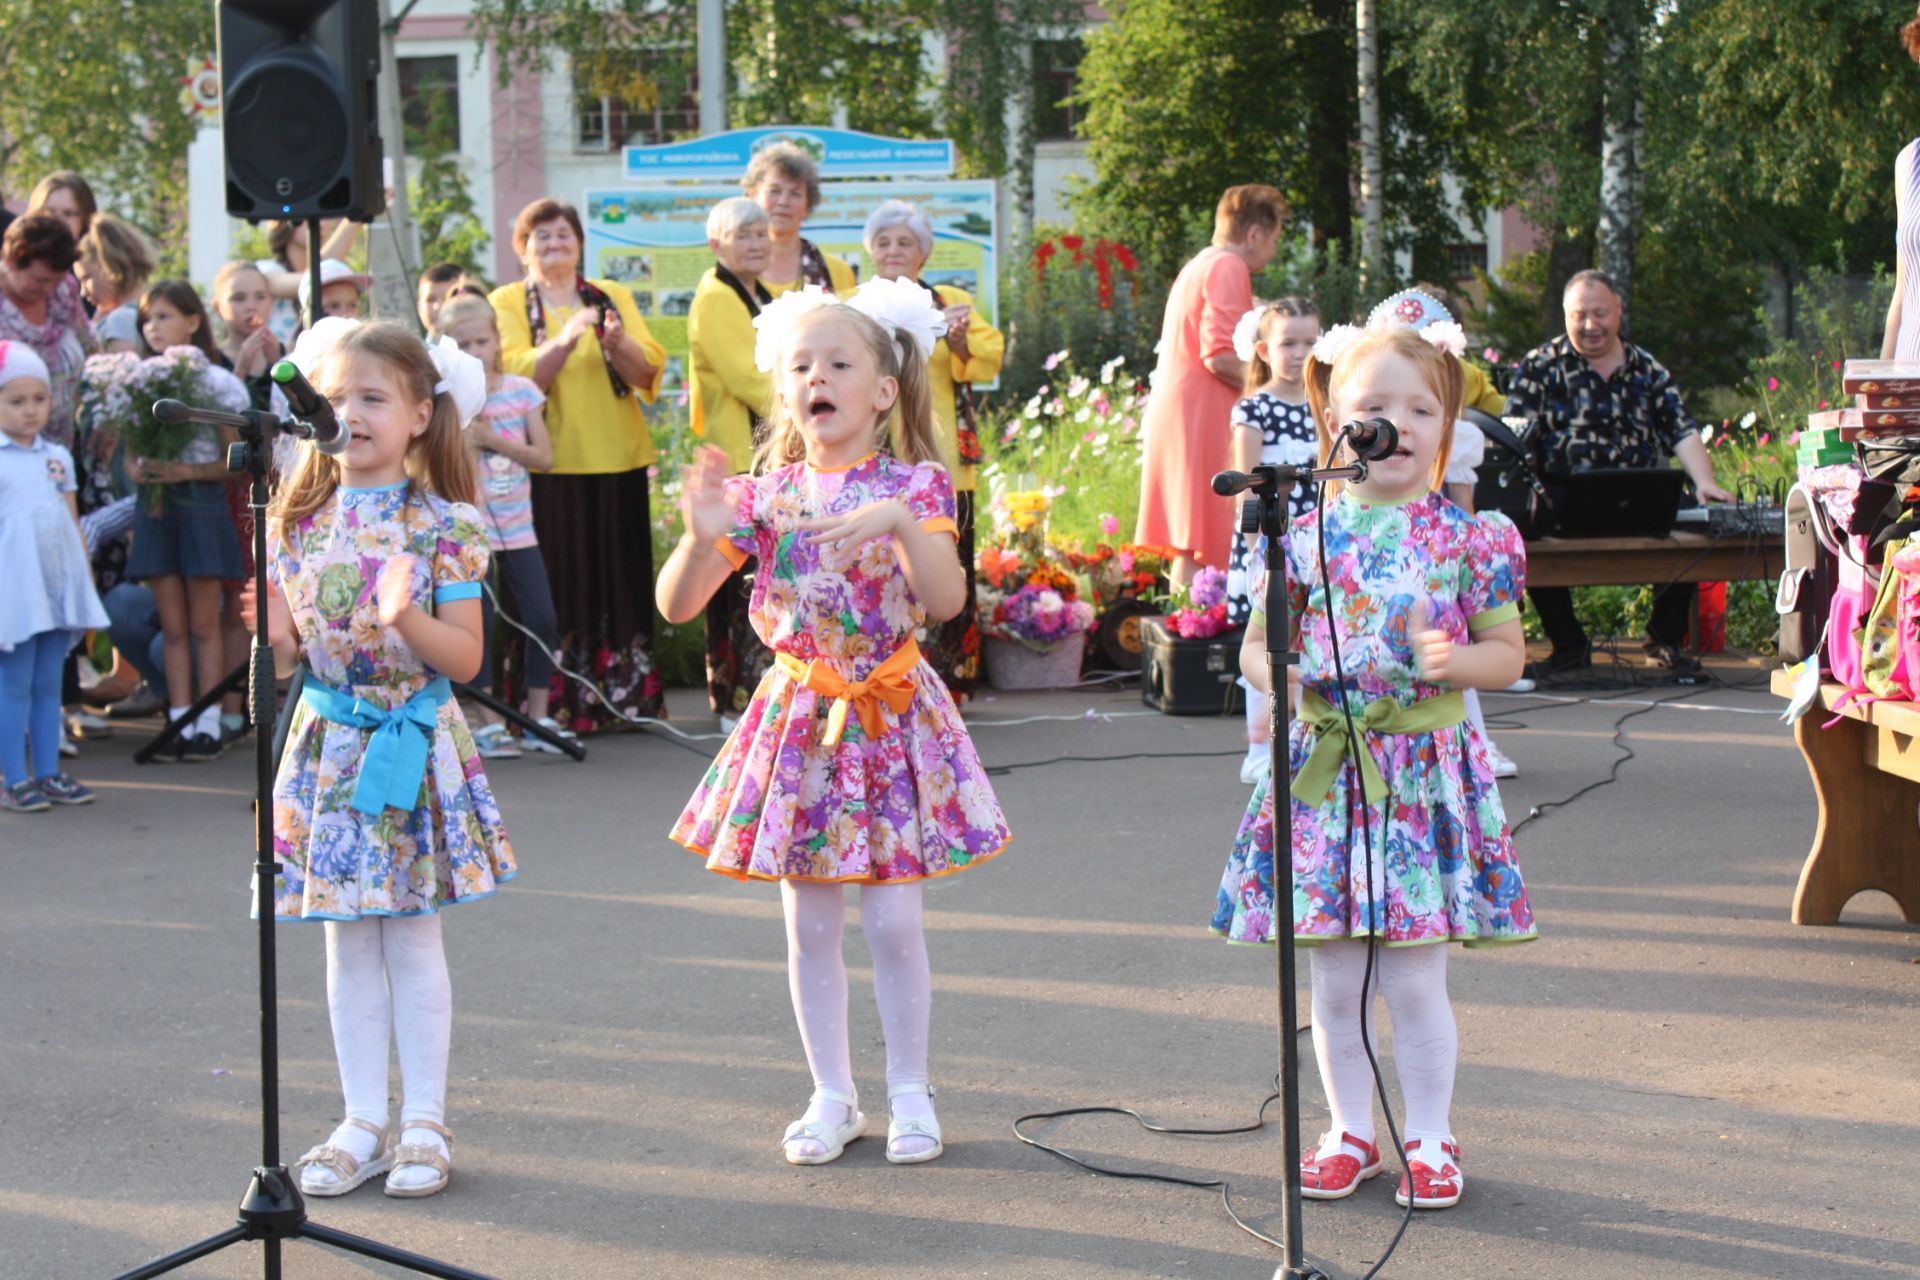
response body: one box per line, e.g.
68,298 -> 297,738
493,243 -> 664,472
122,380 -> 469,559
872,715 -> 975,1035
1890,542 -> 1920,700
1826,535 -> 1871,692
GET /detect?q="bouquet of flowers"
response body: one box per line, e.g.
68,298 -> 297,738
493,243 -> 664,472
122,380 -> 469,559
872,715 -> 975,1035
80,346 -> 248,511
985,582 -> 1096,650
1160,566 -> 1234,640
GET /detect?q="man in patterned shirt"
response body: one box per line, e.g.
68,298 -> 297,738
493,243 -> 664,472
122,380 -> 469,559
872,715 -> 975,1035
1506,270 -> 1732,678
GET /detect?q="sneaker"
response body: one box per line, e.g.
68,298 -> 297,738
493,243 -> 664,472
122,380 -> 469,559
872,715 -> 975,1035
179,732 -> 225,763
1238,744 -> 1272,785
218,718 -> 251,746
107,686 -> 166,719
2,781 -> 51,813
1642,643 -> 1703,682
58,733 -> 79,759
36,773 -> 95,805
67,709 -> 112,738
520,715 -> 578,754
1499,676 -> 1537,694
472,723 -> 522,759
1485,743 -> 1519,779
1523,643 -> 1592,682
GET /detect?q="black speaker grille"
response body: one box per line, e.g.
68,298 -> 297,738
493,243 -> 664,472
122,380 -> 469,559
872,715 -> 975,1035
226,56 -> 349,207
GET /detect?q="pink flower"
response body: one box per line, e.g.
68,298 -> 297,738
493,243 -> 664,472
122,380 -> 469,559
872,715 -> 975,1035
1788,431 -> 1802,445
1832,360 -> 1842,369
1099,513 -> 1120,536
1117,550 -> 1134,572
1482,346 -> 1501,364
1043,349 -> 1068,371
1819,400 -> 1829,409
1766,377 -> 1779,391
1758,432 -> 1771,446
1082,431 -> 1096,443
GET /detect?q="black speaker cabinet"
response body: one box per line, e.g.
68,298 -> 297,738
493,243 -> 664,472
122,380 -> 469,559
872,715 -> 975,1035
220,0 -> 384,222
1141,617 -> 1245,715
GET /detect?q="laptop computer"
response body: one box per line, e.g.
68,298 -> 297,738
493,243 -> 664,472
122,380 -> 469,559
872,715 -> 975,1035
1548,468 -> 1689,538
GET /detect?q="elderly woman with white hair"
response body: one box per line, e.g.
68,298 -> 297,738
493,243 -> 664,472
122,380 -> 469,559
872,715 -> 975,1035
689,196 -> 777,719
864,198 -> 1004,698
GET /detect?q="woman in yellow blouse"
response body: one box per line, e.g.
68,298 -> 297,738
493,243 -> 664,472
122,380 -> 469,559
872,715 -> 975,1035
490,197 -> 667,731
743,143 -> 857,297
864,199 -> 1004,697
688,197 -> 775,719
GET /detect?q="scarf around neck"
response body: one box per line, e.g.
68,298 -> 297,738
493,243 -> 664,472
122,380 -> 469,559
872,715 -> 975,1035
526,274 -> 630,400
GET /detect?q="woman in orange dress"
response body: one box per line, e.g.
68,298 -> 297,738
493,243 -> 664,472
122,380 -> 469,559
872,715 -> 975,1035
1135,185 -> 1287,585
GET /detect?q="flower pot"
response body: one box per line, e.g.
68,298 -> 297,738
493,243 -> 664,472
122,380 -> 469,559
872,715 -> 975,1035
984,634 -> 1086,691
1141,617 -> 1246,715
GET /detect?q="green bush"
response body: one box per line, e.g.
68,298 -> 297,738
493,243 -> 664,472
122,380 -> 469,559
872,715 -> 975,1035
996,225 -> 1166,405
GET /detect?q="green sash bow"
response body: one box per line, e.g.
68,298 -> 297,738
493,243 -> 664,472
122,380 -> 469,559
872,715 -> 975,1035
1291,687 -> 1466,806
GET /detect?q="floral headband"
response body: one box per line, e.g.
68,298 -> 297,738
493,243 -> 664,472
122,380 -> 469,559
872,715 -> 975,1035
288,316 -> 488,428
1309,307 -> 1468,367
751,276 -> 947,374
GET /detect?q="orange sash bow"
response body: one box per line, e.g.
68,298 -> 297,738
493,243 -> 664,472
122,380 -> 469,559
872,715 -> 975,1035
775,638 -> 921,746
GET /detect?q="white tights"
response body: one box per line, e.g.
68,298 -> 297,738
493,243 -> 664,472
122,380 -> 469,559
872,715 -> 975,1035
315,914 -> 453,1190
781,880 -> 936,1156
1308,939 -> 1458,1163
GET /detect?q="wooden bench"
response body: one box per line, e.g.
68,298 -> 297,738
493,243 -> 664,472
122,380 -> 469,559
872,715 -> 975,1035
1769,670 -> 1920,925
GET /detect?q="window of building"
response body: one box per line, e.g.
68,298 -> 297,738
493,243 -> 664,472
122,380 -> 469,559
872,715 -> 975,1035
1031,38 -> 1083,142
575,48 -> 699,151
398,55 -> 461,155
1446,242 -> 1489,281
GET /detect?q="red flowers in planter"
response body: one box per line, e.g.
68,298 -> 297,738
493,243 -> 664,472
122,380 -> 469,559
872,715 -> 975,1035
1031,235 -> 1140,310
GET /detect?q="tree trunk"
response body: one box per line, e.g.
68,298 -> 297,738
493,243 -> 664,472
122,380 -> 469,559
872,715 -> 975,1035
1356,0 -> 1384,288
1306,0 -> 1354,255
1597,5 -> 1642,312
697,0 -> 727,134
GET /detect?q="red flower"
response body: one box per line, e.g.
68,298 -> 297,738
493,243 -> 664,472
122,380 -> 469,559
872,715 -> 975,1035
1060,234 -> 1084,251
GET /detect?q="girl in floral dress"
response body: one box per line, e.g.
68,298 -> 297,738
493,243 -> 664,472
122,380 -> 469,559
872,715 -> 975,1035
247,319 -> 512,1200
1211,325 -> 1535,1212
1226,297 -> 1321,784
658,278 -> 1010,1168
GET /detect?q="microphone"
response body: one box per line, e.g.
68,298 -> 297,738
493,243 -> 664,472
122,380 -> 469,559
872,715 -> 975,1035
1342,417 -> 1399,462
1213,471 -> 1259,497
270,359 -> 348,456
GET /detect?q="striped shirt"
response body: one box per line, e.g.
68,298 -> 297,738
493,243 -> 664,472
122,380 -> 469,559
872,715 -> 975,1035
475,375 -> 544,551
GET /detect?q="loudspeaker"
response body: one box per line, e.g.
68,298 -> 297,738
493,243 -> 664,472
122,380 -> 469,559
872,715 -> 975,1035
219,0 -> 384,222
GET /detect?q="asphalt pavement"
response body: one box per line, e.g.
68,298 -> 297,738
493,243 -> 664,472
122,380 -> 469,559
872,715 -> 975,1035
3,664 -> 1916,1279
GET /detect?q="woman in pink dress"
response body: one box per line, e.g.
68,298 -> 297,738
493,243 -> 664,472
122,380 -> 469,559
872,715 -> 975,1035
1136,185 -> 1288,585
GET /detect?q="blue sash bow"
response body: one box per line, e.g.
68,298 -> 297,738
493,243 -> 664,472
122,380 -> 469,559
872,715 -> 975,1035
301,676 -> 451,816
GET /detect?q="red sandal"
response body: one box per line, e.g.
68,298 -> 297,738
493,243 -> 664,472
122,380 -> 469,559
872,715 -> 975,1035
1394,1139 -> 1463,1209
1300,1131 -> 1382,1200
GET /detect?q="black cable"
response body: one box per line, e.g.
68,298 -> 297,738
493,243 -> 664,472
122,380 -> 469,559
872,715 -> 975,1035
1509,684 -> 1697,836
983,748 -> 1244,776
1014,1073 -> 1321,1251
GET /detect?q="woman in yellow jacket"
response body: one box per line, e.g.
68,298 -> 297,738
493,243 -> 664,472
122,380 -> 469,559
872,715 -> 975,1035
864,199 -> 1004,697
687,197 -> 776,720
743,143 -> 857,298
490,197 -> 667,732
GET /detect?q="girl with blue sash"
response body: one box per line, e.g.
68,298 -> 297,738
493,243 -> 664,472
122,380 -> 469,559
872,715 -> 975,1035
247,318 -> 513,1201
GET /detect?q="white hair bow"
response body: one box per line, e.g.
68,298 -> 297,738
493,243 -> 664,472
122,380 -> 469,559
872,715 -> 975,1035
428,335 -> 489,428
751,284 -> 835,373
287,315 -> 362,377
1232,307 -> 1267,364
1420,320 -> 1467,358
847,274 -> 947,361
1310,323 -> 1365,367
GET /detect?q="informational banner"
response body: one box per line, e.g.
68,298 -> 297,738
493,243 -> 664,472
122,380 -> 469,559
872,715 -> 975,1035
623,125 -> 955,182
583,179 -> 998,392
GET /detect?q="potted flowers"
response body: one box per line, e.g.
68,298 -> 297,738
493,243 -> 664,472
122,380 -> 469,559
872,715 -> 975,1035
977,487 -> 1098,689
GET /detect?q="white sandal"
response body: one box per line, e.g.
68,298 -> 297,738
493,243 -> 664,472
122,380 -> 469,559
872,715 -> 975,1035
781,1086 -> 865,1166
293,1118 -> 392,1197
384,1119 -> 454,1198
884,1083 -> 944,1165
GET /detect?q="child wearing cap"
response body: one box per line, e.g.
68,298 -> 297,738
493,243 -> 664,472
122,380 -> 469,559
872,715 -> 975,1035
299,259 -> 372,321
0,340 -> 110,813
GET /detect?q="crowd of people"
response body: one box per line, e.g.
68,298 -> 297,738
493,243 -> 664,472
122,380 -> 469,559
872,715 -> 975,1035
0,141 -> 1008,806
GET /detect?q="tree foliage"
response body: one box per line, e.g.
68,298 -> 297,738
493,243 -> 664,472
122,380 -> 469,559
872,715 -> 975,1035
0,0 -> 211,266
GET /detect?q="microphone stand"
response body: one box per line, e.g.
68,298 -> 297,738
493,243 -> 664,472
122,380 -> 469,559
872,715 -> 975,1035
1216,457 -> 1366,1280
117,396 -> 495,1279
